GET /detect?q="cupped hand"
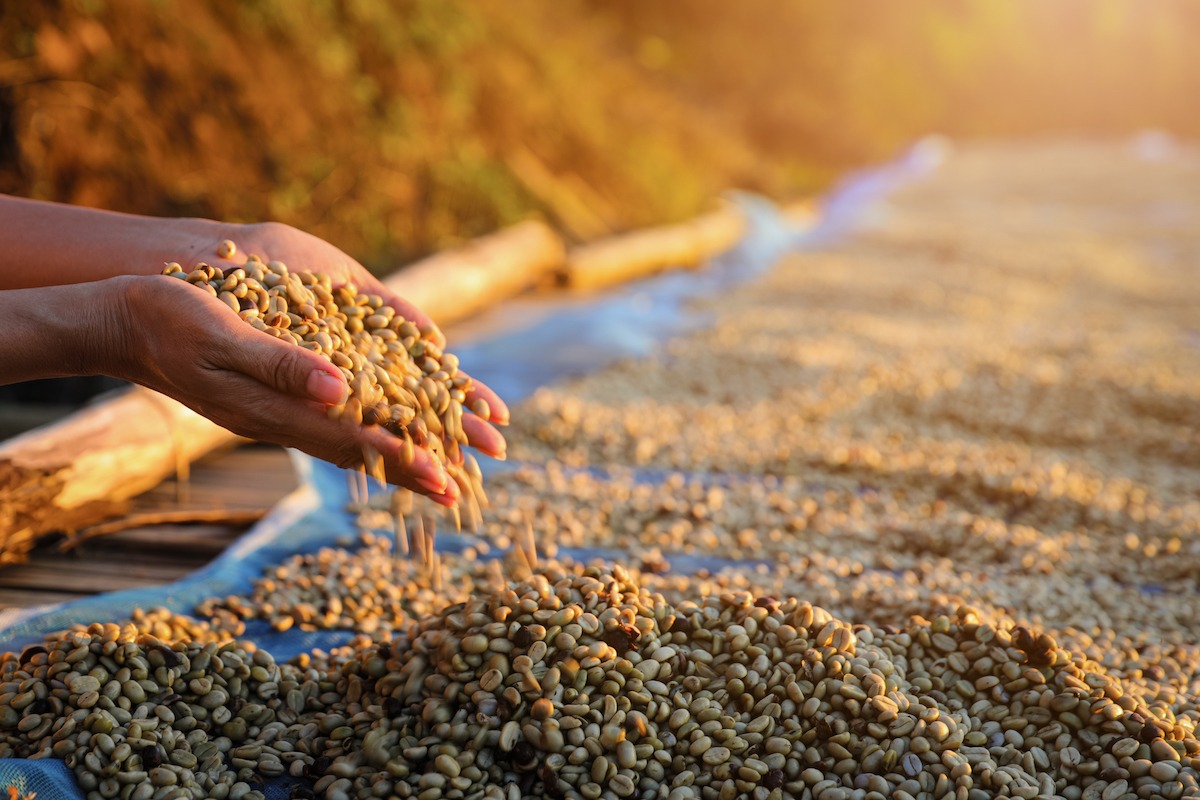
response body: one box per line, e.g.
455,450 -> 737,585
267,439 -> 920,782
103,270 -> 497,506
209,222 -> 509,434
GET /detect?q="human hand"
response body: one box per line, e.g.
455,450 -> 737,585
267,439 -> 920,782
0,196 -> 509,503
100,267 -> 497,507
208,222 -> 510,435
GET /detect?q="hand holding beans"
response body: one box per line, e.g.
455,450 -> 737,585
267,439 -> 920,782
0,196 -> 507,505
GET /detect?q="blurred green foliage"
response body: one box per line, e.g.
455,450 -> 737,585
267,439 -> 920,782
1,0 -> 1198,271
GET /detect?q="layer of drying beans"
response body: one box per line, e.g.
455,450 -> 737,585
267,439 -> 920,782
4,142 -> 1199,800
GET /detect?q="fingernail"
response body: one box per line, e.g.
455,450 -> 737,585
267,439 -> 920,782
416,473 -> 448,494
307,369 -> 348,405
427,492 -> 458,509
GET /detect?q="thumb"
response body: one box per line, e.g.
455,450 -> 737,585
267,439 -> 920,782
217,326 -> 349,405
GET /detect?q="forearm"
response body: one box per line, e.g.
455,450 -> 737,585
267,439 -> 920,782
0,280 -> 120,385
0,195 -> 232,290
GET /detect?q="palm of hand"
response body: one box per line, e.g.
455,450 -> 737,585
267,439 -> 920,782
168,220 -> 509,480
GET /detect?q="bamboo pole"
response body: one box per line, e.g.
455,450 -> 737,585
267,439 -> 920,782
562,203 -> 746,292
384,220 -> 564,324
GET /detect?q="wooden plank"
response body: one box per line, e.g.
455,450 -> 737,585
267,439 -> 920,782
71,525 -> 242,556
0,587 -> 92,608
0,563 -> 189,593
61,511 -> 265,551
13,552 -> 200,575
0,388 -> 244,565
0,444 -> 297,609
134,449 -> 295,508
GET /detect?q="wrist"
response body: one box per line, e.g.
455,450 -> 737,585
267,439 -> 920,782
0,279 -> 132,385
82,275 -> 143,380
0,196 -> 242,288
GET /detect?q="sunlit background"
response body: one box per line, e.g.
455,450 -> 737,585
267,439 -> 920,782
2,0 -> 1198,266
1,7 -> 1200,795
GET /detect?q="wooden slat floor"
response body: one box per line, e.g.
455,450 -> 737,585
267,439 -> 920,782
0,444 -> 297,610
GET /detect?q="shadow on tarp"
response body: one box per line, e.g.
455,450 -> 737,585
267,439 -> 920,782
0,138 -> 949,800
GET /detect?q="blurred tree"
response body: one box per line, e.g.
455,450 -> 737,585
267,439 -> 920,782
1,0 -> 1198,271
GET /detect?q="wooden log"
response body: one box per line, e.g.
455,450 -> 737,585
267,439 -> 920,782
0,221 -> 566,565
563,203 -> 746,292
384,220 -> 565,325
0,388 -> 240,566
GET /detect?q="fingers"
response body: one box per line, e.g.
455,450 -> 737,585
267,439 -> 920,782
460,414 -> 506,460
360,292 -> 510,431
356,424 -> 460,506
209,321 -> 349,406
192,371 -> 459,504
462,375 -> 510,425
167,296 -> 454,500
161,252 -> 504,507
324,270 -> 447,348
